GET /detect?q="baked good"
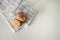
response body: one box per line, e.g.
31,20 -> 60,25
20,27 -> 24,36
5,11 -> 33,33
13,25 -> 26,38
16,12 -> 27,22
11,19 -> 21,28
11,12 -> 27,28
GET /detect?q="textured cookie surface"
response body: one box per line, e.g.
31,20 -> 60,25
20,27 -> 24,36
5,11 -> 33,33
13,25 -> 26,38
16,12 -> 27,22
11,19 -> 21,28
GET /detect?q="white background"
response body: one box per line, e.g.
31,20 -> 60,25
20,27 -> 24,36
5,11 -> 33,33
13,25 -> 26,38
0,0 -> 60,40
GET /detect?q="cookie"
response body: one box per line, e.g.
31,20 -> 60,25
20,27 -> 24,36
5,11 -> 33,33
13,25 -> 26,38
16,12 -> 27,22
11,19 -> 21,28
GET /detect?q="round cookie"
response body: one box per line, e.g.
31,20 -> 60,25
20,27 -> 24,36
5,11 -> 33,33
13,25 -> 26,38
11,19 -> 21,28
16,12 -> 27,22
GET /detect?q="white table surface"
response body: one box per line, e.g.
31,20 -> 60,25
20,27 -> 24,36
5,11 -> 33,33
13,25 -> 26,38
0,0 -> 60,40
